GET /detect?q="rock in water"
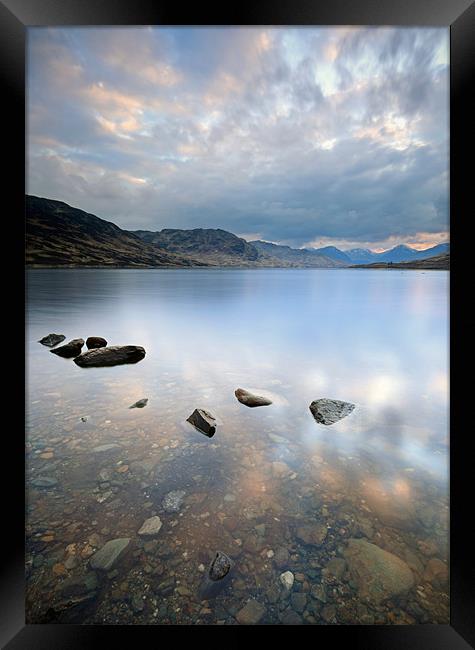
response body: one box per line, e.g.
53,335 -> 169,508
279,570 -> 294,590
209,551 -> 232,581
235,388 -> 272,407
86,336 -> 107,349
38,333 -> 66,347
162,490 -> 186,513
343,538 -> 414,605
236,599 -> 266,625
50,338 -> 84,358
89,538 -> 131,571
199,551 -> 234,599
74,345 -> 145,367
129,398 -> 148,409
138,516 -> 162,537
186,409 -> 217,437
309,398 -> 355,425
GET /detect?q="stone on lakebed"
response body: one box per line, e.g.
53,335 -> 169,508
89,538 -> 131,571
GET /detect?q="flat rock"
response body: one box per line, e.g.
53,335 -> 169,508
138,516 -> 162,537
309,398 -> 355,425
343,538 -> 414,605
129,398 -> 148,409
50,338 -> 84,358
74,345 -> 146,367
38,333 -> 66,347
86,336 -> 107,349
162,490 -> 186,513
92,444 -> 122,453
296,524 -> 327,546
90,538 -> 131,571
236,599 -> 266,625
60,572 -> 98,598
235,388 -> 272,407
32,476 -> 58,488
186,409 -> 216,437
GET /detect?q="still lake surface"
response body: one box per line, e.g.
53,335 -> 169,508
26,268 -> 449,624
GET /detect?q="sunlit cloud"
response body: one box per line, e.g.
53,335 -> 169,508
27,26 -> 449,248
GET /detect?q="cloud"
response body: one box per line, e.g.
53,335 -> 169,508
27,26 -> 449,249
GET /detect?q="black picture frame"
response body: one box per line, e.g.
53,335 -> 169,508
1,0 -> 473,647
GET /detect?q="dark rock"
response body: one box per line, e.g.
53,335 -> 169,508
74,345 -> 145,367
236,599 -> 266,624
60,572 -> 99,599
38,333 -> 66,347
86,336 -> 107,349
186,408 -> 217,437
209,551 -> 232,581
309,398 -> 355,425
50,338 -> 84,358
234,388 -> 272,407
199,552 -> 234,599
129,398 -> 148,409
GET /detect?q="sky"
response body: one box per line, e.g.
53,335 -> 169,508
27,27 -> 449,251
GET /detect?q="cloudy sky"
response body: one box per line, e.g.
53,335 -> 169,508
27,27 -> 449,251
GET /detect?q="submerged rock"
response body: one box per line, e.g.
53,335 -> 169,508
38,333 -> 66,347
86,336 -> 107,349
309,398 -> 355,425
343,538 -> 414,605
236,599 -> 266,625
129,398 -> 148,409
162,490 -> 186,513
199,551 -> 234,600
186,409 -> 216,437
50,338 -> 84,358
74,345 -> 146,367
59,572 -> 99,599
280,570 -> 294,591
138,516 -> 162,537
32,476 -> 58,488
209,551 -> 232,581
90,538 -> 131,571
234,388 -> 272,407
296,524 -> 328,547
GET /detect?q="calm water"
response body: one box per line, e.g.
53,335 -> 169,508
26,269 -> 449,625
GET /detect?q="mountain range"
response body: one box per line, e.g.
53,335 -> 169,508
26,195 -> 449,269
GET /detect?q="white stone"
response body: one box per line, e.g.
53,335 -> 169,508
280,570 -> 294,590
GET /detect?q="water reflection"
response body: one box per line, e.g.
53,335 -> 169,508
26,269 -> 449,625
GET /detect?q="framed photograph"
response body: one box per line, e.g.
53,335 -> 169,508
1,0 -> 473,647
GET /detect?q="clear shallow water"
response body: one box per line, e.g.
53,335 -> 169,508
26,269 -> 449,624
